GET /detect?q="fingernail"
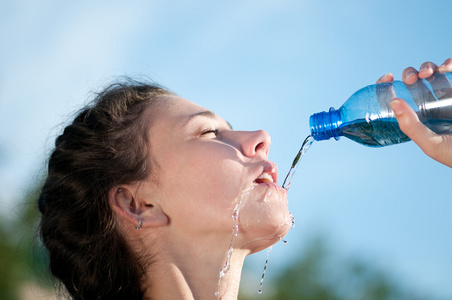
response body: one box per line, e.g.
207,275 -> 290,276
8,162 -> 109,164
405,70 -> 416,79
390,99 -> 404,116
380,73 -> 391,81
420,65 -> 429,71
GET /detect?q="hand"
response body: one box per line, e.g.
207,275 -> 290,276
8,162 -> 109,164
377,58 -> 452,168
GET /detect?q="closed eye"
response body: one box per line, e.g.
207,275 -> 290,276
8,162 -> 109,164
201,129 -> 219,136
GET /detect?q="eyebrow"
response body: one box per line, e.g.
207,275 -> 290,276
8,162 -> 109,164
183,110 -> 233,129
188,110 -> 216,120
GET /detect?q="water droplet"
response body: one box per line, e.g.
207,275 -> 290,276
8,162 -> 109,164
280,237 -> 288,245
290,213 -> 296,229
258,246 -> 272,294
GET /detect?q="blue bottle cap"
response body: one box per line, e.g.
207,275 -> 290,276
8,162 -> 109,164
310,107 -> 342,141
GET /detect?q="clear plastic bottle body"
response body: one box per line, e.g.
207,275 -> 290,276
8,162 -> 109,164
310,72 -> 452,147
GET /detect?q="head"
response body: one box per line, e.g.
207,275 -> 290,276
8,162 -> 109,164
38,80 -> 291,299
131,95 -> 291,254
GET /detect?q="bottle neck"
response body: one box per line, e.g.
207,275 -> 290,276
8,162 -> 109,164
309,107 -> 342,141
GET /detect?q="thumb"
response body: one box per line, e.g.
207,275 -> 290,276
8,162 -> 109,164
389,98 -> 442,156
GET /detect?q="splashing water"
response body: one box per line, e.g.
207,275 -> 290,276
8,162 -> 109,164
217,202 -> 241,291
253,135 -> 313,295
216,186 -> 254,297
254,136 -> 312,295
257,246 -> 273,294
216,137 -> 312,299
281,135 -> 314,190
219,204 -> 240,277
249,136 -> 314,296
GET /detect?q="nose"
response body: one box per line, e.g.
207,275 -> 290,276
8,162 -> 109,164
235,130 -> 271,158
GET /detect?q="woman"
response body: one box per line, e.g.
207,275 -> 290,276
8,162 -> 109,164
38,58 -> 452,300
38,81 -> 291,300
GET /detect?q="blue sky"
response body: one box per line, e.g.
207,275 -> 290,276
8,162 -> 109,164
1,0 -> 451,297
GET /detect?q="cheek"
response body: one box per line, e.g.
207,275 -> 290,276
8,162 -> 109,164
156,144 -> 248,229
181,160 -> 248,230
180,144 -> 247,199
192,160 -> 246,197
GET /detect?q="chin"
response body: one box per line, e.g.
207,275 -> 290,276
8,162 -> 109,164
238,209 -> 292,254
232,182 -> 292,252
244,225 -> 291,254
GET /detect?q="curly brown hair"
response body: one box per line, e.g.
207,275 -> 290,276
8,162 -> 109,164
38,80 -> 172,300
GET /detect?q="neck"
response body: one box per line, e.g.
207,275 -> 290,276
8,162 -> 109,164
141,233 -> 249,300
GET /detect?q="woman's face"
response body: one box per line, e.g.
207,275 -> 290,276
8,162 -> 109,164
148,96 -> 291,252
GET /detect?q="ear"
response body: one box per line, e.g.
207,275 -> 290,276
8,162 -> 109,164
108,185 -> 168,229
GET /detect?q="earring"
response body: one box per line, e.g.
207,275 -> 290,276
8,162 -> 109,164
118,188 -> 122,193
135,219 -> 142,230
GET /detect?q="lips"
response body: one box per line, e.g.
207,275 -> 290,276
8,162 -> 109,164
254,172 -> 273,183
253,162 -> 278,185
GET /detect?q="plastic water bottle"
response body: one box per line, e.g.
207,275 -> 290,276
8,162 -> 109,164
309,72 -> 452,147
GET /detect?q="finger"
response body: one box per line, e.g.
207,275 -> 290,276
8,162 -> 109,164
390,98 -> 443,159
376,73 -> 394,84
418,61 -> 438,79
402,67 -> 419,85
437,58 -> 452,73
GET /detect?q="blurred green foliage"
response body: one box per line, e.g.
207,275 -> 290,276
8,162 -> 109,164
0,183 -> 51,300
0,183 -> 437,300
240,238 -> 431,300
